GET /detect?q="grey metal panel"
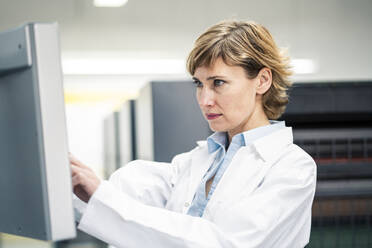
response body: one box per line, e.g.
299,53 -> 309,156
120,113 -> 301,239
283,82 -> 372,117
33,23 -> 75,241
0,23 -> 75,241
316,179 -> 372,197
0,62 -> 49,239
135,83 -> 154,161
0,24 -> 32,73
130,100 -> 137,160
293,128 -> 372,140
119,101 -> 134,166
104,112 -> 120,178
136,81 -> 211,163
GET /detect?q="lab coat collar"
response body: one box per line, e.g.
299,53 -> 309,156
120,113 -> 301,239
253,127 -> 293,162
202,120 -> 286,154
196,140 -> 207,147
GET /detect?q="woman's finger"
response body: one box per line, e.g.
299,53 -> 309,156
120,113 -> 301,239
71,164 -> 81,176
71,174 -> 81,187
70,159 -> 91,171
71,164 -> 100,187
69,154 -> 83,166
71,168 -> 93,190
71,164 -> 91,179
71,164 -> 98,182
69,154 -> 92,171
71,173 -> 89,186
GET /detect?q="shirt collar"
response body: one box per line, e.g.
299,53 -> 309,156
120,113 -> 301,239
207,120 -> 286,154
207,132 -> 227,153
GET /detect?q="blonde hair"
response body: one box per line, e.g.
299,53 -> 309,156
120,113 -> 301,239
186,20 -> 292,119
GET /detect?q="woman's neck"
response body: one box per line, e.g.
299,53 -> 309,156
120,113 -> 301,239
227,110 -> 270,143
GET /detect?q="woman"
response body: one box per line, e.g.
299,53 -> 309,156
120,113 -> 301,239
71,20 -> 317,247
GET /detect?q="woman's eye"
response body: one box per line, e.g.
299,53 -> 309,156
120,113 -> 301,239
192,80 -> 203,87
214,79 -> 225,87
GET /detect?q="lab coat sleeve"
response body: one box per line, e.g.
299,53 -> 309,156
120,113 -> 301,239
78,180 -> 236,248
107,159 -> 176,208
73,159 -> 176,224
73,194 -> 87,223
77,150 -> 316,248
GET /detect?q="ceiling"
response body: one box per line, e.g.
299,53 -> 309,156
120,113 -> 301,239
1,0 -> 372,81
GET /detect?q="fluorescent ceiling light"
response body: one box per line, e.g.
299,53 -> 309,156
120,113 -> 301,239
291,59 -> 316,74
94,0 -> 128,7
62,58 -> 186,75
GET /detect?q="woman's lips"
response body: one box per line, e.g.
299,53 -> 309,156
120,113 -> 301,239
206,113 -> 222,120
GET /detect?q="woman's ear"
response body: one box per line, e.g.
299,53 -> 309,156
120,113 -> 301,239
256,67 -> 272,95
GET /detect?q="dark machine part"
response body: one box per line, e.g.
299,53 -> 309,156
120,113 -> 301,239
280,82 -> 372,247
135,81 -> 212,163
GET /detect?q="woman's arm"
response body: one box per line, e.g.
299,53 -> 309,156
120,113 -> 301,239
108,160 -> 176,208
78,180 -> 235,248
71,150 -> 191,222
75,151 -> 316,248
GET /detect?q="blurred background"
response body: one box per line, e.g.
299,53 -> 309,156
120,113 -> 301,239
0,0 -> 372,247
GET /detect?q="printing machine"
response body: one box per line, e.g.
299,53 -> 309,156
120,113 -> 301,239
280,81 -> 372,247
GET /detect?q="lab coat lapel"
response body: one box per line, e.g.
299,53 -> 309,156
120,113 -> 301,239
185,145 -> 219,208
206,146 -> 267,209
206,127 -> 293,210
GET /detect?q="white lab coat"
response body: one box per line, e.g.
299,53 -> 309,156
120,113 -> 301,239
75,127 -> 317,248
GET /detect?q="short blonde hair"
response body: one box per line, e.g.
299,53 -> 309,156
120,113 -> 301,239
186,20 -> 292,119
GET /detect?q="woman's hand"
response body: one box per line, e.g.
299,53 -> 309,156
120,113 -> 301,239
69,153 -> 101,203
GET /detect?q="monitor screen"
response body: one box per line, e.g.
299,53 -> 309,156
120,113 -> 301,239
0,23 -> 76,241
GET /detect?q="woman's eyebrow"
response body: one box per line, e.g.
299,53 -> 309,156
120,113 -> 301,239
206,75 -> 226,80
192,76 -> 227,81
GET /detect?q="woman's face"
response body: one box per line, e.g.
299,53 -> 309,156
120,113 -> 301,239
193,57 -> 270,140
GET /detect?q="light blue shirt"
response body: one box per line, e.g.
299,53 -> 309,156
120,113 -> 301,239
187,120 -> 286,217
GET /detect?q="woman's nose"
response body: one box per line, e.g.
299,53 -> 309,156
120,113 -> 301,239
198,88 -> 215,107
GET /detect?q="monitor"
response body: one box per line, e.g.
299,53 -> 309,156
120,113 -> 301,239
0,23 -> 76,241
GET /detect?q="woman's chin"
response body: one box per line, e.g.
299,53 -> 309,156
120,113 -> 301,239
208,123 -> 228,133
